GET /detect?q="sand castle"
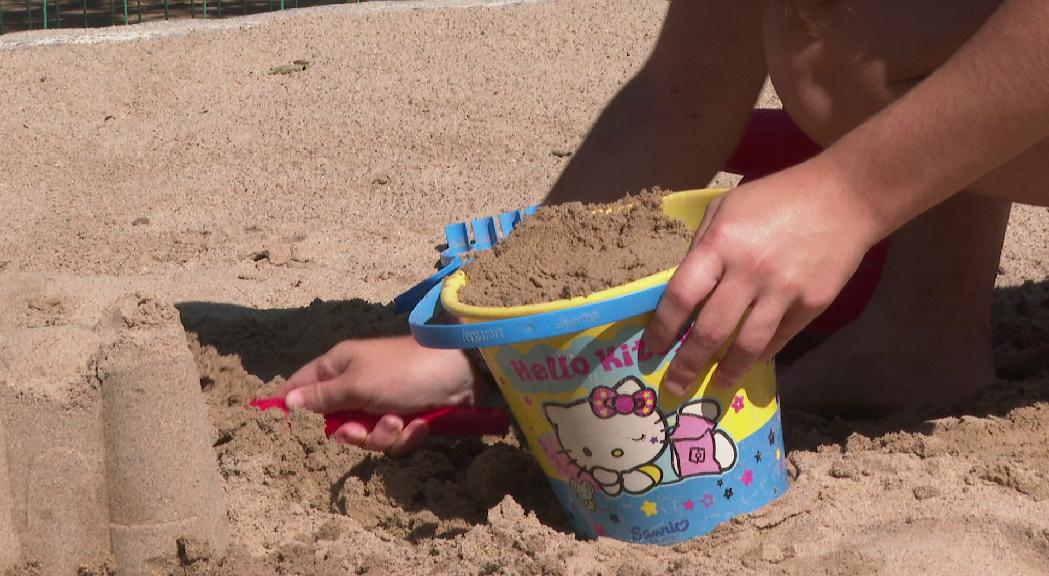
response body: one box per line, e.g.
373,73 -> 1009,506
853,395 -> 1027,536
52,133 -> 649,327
0,276 -> 229,574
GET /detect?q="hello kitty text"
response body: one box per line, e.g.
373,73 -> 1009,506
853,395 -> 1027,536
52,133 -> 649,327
508,336 -> 680,383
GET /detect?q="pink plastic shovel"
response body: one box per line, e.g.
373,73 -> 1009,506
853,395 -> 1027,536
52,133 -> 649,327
249,397 -> 510,437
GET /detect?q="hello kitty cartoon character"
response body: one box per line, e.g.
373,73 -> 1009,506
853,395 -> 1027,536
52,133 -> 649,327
544,376 -> 737,497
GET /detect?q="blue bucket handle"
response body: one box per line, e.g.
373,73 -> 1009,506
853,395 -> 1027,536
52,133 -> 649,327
408,281 -> 668,349
392,258 -> 464,314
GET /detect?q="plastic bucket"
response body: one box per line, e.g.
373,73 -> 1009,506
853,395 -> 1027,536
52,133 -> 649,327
439,188 -> 788,544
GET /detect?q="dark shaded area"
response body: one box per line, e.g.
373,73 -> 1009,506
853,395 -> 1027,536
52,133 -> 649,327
176,297 -> 408,383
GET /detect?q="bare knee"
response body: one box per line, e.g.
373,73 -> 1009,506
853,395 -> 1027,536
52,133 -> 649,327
764,0 -> 1003,144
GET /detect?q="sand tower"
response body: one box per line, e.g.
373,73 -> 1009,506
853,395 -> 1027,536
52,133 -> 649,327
97,296 -> 230,572
0,281 -> 229,574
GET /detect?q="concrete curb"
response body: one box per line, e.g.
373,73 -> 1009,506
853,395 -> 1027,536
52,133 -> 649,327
0,0 -> 547,51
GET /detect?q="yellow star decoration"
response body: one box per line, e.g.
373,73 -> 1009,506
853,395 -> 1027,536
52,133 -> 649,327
776,448 -> 782,460
640,500 -> 658,517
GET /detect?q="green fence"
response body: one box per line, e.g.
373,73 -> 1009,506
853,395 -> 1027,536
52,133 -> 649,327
0,0 -> 364,35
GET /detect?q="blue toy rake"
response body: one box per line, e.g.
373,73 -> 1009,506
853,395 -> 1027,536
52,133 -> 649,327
392,205 -> 538,314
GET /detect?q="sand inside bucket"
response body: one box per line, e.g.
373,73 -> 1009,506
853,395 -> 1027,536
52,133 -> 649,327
458,191 -> 694,308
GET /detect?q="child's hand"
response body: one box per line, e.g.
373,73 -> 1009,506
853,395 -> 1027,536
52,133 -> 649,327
278,336 -> 480,456
643,160 -> 883,393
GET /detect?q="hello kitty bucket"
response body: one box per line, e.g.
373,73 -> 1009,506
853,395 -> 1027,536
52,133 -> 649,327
410,188 -> 788,544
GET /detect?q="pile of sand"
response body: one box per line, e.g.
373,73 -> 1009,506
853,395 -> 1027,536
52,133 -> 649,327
1,0 -> 1048,574
458,191 -> 693,307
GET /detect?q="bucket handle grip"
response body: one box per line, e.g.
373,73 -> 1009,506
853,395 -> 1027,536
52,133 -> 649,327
392,258 -> 463,314
408,282 -> 667,349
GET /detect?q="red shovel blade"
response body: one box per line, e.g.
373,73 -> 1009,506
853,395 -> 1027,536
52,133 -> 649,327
248,397 -> 510,437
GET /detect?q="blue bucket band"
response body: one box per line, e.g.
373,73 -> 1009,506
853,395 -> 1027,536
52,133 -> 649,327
408,281 -> 668,349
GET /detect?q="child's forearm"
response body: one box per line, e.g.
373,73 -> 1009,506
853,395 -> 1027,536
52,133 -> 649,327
545,0 -> 767,205
819,0 -> 1049,239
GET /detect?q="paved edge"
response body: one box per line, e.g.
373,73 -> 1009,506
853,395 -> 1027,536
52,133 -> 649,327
0,0 -> 548,51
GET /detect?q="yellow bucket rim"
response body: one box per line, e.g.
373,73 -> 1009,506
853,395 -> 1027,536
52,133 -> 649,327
441,188 -> 725,321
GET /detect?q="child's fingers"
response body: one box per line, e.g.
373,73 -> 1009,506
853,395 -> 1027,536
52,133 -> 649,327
363,415 -> 405,452
642,247 -> 723,356
285,374 -> 368,414
278,358 -> 323,396
331,418 -> 429,457
693,195 -> 725,244
760,305 -> 819,363
331,421 -> 369,446
279,341 -> 356,395
661,275 -> 755,395
386,420 -> 431,458
710,296 -> 785,388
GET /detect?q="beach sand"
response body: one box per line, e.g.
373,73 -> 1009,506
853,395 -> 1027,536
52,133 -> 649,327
1,0 -> 1048,574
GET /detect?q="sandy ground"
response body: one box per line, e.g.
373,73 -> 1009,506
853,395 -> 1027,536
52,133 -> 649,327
1,0 -> 1048,574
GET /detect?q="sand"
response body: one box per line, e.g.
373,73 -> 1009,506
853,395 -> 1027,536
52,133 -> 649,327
1,0 -> 1048,574
459,191 -> 693,307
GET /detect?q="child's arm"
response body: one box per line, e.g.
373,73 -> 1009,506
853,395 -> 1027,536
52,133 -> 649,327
545,0 -> 767,205
647,0 -> 1049,393
820,0 -> 1049,232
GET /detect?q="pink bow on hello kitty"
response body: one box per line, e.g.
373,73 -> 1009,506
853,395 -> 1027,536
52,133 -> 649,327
589,386 -> 656,419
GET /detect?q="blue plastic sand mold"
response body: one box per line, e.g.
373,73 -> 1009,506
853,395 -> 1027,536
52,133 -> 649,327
392,205 -> 538,314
